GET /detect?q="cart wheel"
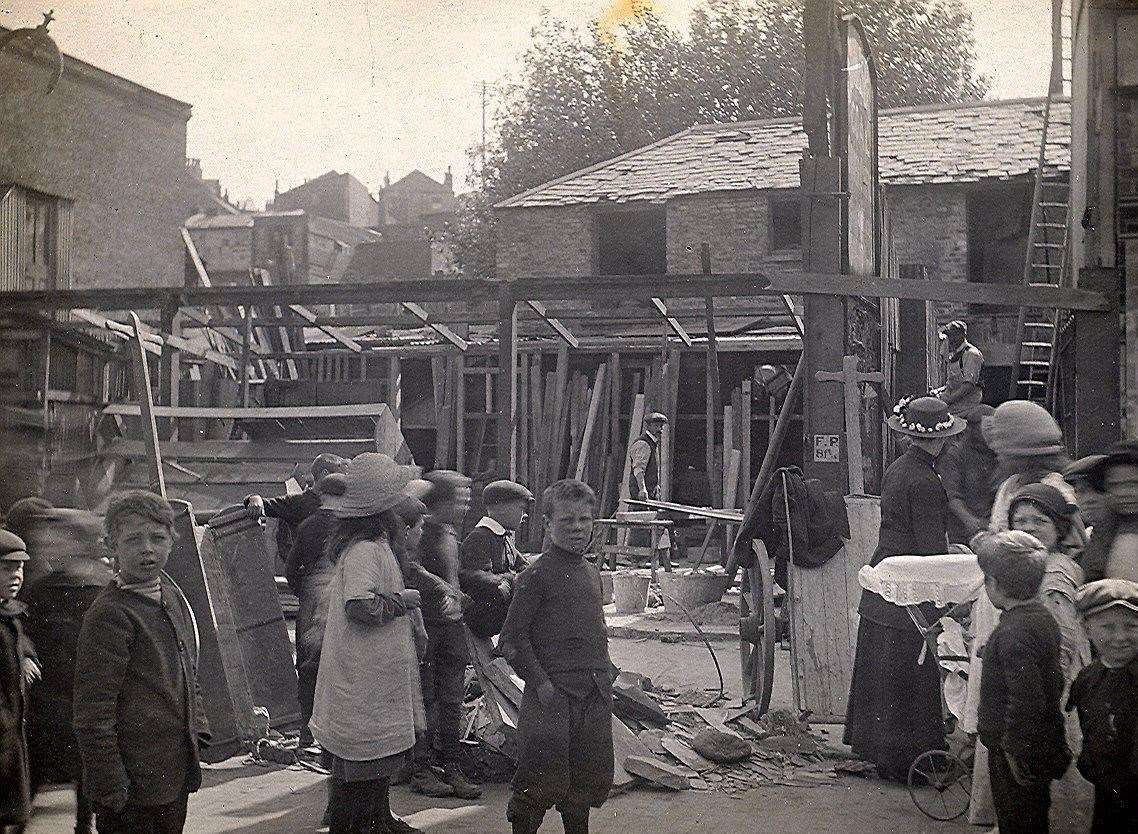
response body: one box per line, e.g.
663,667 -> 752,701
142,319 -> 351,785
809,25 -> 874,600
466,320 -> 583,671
739,542 -> 775,715
907,749 -> 971,821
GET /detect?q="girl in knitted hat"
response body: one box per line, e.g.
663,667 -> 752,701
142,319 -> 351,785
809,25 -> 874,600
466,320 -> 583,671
310,453 -> 425,834
1006,484 -> 1095,832
964,401 -> 1086,829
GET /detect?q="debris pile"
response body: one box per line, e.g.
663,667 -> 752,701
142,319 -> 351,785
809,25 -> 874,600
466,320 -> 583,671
460,652 -> 871,796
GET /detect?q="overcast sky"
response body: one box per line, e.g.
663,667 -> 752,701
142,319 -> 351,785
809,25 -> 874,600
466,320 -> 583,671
3,1 -> 1053,207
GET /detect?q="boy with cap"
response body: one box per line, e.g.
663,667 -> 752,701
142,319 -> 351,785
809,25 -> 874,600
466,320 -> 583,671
500,479 -> 614,834
975,530 -> 1071,834
1068,578 -> 1138,831
0,531 -> 35,833
74,491 -> 209,834
245,452 -> 349,559
459,479 -> 533,639
407,471 -> 481,801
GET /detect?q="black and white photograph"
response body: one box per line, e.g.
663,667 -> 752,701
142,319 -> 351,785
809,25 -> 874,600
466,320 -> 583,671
2,0 -> 1137,831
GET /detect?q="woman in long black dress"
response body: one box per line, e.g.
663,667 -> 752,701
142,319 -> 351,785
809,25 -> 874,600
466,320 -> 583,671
845,396 -> 964,781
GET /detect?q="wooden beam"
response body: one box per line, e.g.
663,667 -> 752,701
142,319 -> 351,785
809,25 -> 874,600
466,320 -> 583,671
72,308 -> 238,371
402,302 -> 469,351
128,312 -> 166,497
286,304 -> 362,353
0,273 -> 1110,312
649,297 -> 694,347
102,402 -> 396,419
525,300 -> 579,348
497,285 -> 518,478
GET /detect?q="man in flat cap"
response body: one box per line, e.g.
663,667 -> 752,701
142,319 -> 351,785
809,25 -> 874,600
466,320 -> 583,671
459,480 -> 533,640
0,530 -> 37,832
629,413 -> 668,503
932,320 -> 984,417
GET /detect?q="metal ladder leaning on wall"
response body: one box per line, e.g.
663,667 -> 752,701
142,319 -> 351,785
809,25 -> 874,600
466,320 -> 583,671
1011,1 -> 1073,406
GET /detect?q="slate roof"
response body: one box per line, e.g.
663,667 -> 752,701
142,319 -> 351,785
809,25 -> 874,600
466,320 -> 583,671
496,97 -> 1070,209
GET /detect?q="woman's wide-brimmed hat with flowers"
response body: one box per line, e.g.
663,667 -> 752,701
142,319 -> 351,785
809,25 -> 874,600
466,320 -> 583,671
885,395 -> 966,438
335,452 -> 422,519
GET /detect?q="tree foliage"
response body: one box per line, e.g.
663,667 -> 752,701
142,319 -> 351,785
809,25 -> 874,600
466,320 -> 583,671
449,0 -> 989,278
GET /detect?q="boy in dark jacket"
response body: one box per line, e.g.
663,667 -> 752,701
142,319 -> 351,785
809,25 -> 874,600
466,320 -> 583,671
74,491 -> 209,834
975,530 -> 1071,834
1068,578 -> 1138,832
0,530 -> 35,833
499,479 -> 614,834
459,479 -> 533,639
408,471 -> 481,801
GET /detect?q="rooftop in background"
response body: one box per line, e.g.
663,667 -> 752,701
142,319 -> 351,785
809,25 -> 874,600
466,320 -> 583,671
496,97 -> 1071,209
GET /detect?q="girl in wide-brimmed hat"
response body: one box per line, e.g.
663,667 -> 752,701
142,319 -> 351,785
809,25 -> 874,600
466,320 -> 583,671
310,453 -> 426,834
845,397 -> 964,782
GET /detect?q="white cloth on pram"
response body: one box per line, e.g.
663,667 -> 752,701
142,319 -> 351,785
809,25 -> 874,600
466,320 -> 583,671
857,552 -> 984,608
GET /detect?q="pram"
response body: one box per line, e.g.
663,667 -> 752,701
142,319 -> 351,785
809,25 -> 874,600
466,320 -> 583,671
858,551 -> 986,821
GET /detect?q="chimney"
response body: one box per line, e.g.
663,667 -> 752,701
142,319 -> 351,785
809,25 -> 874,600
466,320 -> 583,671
443,166 -> 453,191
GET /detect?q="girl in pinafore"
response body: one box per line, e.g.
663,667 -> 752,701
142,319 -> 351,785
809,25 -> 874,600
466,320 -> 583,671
310,453 -> 425,834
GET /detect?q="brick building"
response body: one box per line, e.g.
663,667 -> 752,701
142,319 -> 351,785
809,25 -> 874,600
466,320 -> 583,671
0,26 -> 193,290
271,171 -> 380,228
496,97 -> 1070,400
376,169 -> 456,227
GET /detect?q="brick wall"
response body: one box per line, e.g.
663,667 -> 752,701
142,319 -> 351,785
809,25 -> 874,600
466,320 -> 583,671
0,42 -> 192,289
495,205 -> 595,278
666,191 -> 773,272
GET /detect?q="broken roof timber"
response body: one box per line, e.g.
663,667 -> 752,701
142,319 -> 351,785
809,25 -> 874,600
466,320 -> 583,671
401,302 -> 469,351
525,300 -> 579,348
649,297 -> 694,347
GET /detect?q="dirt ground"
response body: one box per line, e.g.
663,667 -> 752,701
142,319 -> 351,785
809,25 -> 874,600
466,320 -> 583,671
27,639 -> 965,833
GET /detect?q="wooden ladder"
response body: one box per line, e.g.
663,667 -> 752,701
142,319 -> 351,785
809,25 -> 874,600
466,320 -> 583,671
1010,25 -> 1072,405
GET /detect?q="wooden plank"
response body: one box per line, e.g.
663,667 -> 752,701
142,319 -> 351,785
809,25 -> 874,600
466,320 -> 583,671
723,449 -> 742,511
525,300 -> 579,348
99,438 -> 376,463
286,303 -> 362,353
528,357 -> 543,495
1,273 -> 1110,312
618,394 -> 646,510
575,364 -> 606,480
649,297 -> 693,347
128,312 -> 166,497
455,353 -> 466,473
722,404 -> 734,499
547,346 -> 570,485
740,379 -> 752,509
104,402 -> 397,419
518,353 -> 529,484
497,288 -> 518,478
402,301 -> 469,351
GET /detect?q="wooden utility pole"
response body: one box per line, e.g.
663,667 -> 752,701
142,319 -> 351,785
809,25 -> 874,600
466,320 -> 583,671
799,0 -> 846,495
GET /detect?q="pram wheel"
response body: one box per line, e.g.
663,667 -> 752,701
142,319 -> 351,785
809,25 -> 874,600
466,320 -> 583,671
907,749 -> 971,821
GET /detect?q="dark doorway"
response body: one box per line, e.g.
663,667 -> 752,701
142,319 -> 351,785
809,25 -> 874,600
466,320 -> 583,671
596,206 -> 666,274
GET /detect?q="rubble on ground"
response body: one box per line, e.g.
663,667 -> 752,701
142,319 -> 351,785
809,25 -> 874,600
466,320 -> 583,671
460,662 -> 867,796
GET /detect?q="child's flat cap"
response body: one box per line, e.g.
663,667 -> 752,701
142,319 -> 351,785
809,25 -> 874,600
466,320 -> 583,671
1075,578 -> 1138,619
0,529 -> 29,562
483,480 -> 534,505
